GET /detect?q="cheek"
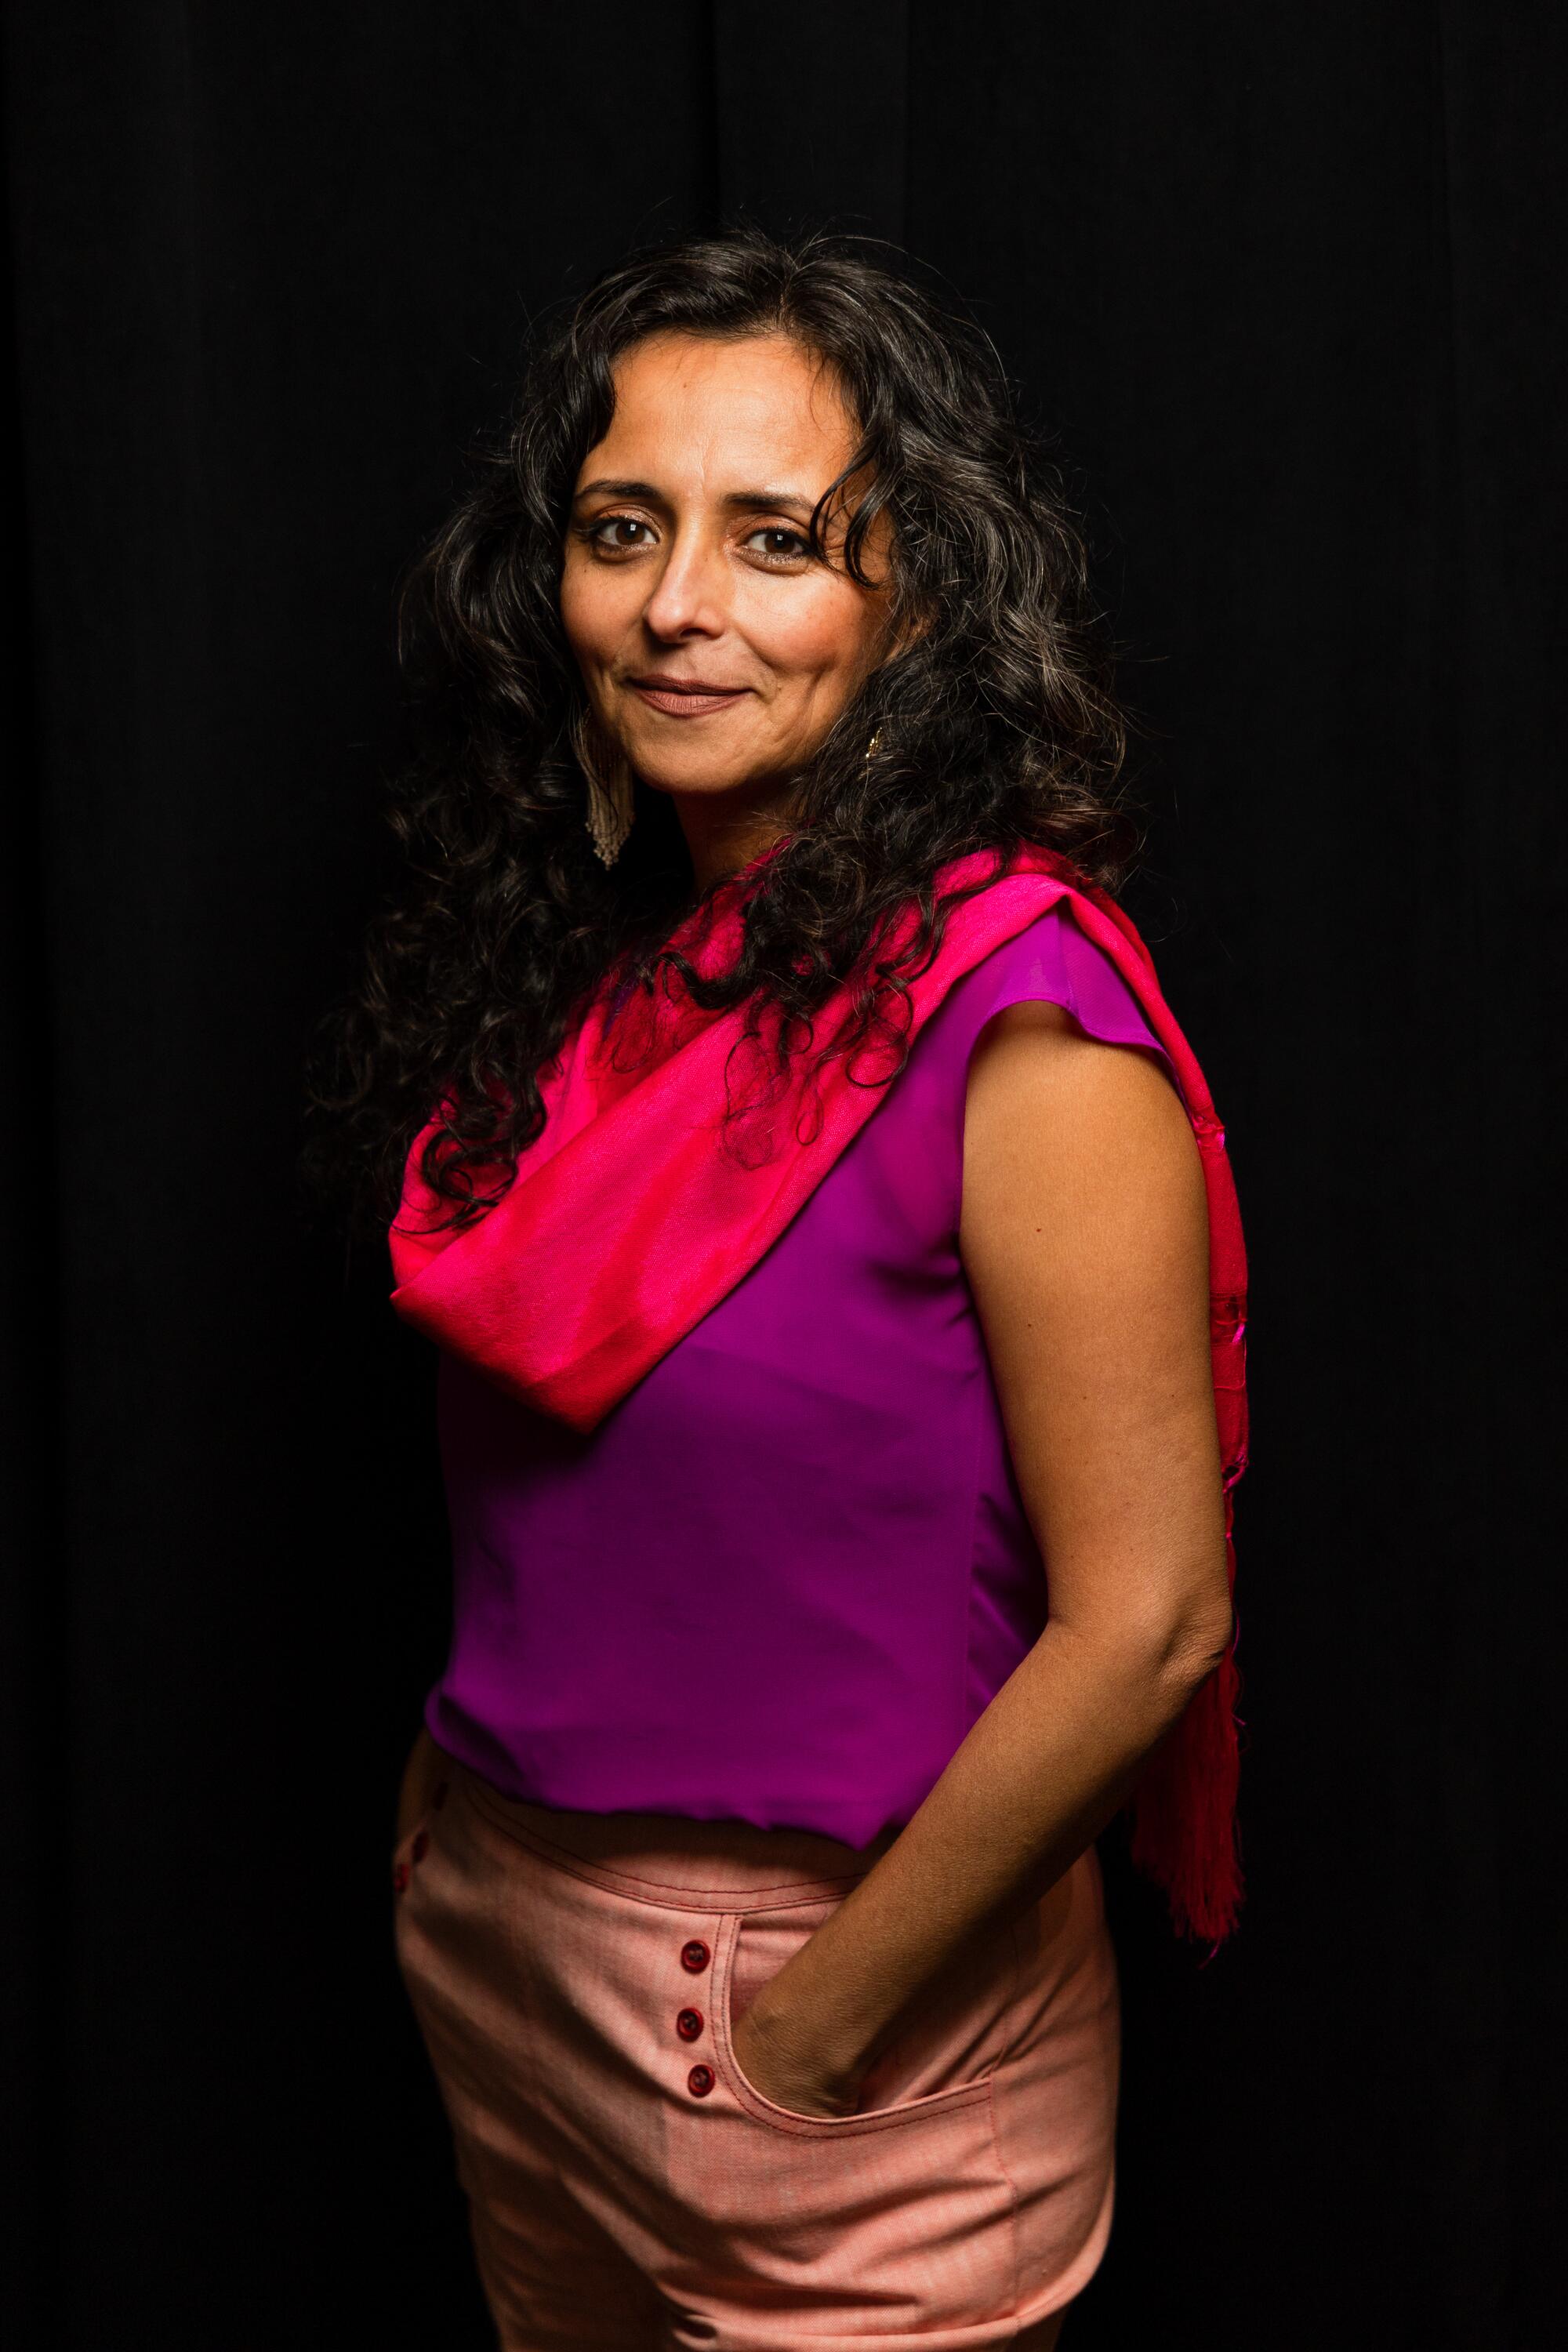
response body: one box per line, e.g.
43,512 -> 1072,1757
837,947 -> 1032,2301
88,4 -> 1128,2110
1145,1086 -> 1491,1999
559,556 -> 630,672
742,575 -> 883,697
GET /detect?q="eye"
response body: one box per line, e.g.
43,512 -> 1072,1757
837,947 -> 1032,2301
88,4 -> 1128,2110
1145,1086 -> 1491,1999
586,514 -> 657,554
742,524 -> 812,564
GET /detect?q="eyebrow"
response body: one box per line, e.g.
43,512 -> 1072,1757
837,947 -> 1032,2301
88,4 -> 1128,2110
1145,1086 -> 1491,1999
572,477 -> 820,521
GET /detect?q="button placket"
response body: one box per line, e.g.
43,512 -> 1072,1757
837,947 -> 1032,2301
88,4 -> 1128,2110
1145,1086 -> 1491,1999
678,1937 -> 713,2093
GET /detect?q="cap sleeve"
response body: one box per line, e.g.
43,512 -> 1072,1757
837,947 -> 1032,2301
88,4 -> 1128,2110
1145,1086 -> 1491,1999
948,899 -> 1184,1109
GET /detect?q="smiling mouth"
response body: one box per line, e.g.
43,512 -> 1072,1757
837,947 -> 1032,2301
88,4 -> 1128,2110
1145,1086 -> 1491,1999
626,677 -> 752,717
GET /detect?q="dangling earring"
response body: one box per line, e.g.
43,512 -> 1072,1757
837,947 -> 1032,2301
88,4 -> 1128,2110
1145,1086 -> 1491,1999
571,708 -> 637,868
863,727 -> 884,769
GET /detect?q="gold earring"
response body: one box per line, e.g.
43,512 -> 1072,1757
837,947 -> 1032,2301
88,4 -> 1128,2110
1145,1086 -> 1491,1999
864,727 -> 884,769
571,709 -> 637,868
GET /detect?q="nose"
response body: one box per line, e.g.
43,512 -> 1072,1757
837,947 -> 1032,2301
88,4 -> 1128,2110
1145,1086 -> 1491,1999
640,524 -> 728,643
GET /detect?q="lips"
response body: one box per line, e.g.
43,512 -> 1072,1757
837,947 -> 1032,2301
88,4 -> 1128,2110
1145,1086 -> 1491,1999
627,677 -> 752,718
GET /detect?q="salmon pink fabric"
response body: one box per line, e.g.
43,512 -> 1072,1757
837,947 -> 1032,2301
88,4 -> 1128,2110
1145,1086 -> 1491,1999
389,840 -> 1250,1941
393,1749 -> 1120,2346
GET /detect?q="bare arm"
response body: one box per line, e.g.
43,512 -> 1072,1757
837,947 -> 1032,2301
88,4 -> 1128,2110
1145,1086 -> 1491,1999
732,998 -> 1233,2115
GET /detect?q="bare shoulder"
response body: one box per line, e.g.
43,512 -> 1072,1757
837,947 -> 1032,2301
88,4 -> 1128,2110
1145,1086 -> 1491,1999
960,997 -> 1207,1291
963,999 -> 1200,1181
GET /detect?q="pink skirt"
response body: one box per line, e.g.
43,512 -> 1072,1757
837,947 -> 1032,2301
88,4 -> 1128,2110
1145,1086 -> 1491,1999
393,1749 -> 1121,2348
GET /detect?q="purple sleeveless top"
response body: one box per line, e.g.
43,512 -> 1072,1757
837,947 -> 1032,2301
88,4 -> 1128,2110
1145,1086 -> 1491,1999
425,902 -> 1181,1848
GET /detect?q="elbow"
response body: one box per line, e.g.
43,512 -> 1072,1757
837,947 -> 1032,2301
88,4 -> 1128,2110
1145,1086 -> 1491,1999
1060,1593 -> 1233,1704
1048,1552 -> 1234,1707
1108,1565 -> 1232,1703
1156,1589 -> 1235,1694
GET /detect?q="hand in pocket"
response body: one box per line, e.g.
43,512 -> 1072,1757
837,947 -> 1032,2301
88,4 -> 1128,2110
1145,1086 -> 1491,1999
730,1988 -> 866,2120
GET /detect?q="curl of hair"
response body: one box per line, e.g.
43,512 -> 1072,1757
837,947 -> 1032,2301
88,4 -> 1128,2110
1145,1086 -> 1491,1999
305,226 -> 1142,1232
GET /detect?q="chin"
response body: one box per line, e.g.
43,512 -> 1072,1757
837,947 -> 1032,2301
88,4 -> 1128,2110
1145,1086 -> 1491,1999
633,753 -> 768,800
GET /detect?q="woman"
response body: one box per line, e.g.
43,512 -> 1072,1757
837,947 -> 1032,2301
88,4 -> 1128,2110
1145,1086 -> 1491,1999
312,228 -> 1248,2347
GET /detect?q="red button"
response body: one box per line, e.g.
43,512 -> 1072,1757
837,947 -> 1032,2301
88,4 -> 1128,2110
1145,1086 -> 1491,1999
687,2064 -> 715,2097
432,1781 -> 449,1811
677,2008 -> 704,2042
392,1862 -> 409,1893
681,1940 -> 710,1973
411,1831 -> 429,1863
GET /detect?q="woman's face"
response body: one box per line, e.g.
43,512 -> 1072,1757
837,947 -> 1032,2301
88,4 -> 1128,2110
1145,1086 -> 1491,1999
560,331 -> 895,850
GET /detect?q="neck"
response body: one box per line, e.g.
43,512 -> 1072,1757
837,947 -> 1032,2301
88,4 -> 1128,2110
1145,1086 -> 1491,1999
674,786 -> 797,896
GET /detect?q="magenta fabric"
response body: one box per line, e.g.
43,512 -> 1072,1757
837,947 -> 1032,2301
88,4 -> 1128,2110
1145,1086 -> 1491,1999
389,845 -> 1214,1442
424,903 -> 1181,1851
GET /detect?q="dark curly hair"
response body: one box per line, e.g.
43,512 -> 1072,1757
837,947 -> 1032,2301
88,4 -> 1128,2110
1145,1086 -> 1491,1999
306,227 -> 1142,1232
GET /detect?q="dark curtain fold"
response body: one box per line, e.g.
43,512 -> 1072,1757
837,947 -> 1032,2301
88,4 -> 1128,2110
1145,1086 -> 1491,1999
2,5 -> 1561,2344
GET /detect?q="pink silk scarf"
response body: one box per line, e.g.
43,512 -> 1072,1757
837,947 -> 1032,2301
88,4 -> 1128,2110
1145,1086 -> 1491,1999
390,839 -> 1250,1942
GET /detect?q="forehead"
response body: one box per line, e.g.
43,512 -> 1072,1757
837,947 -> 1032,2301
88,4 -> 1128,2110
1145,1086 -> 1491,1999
579,332 -> 858,489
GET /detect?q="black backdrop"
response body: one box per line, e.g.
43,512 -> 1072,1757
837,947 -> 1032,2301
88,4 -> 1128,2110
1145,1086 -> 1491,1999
5,5 -> 1564,2346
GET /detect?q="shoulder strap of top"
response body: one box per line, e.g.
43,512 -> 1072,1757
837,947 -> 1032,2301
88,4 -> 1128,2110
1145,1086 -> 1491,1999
939,895 -> 1180,1095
